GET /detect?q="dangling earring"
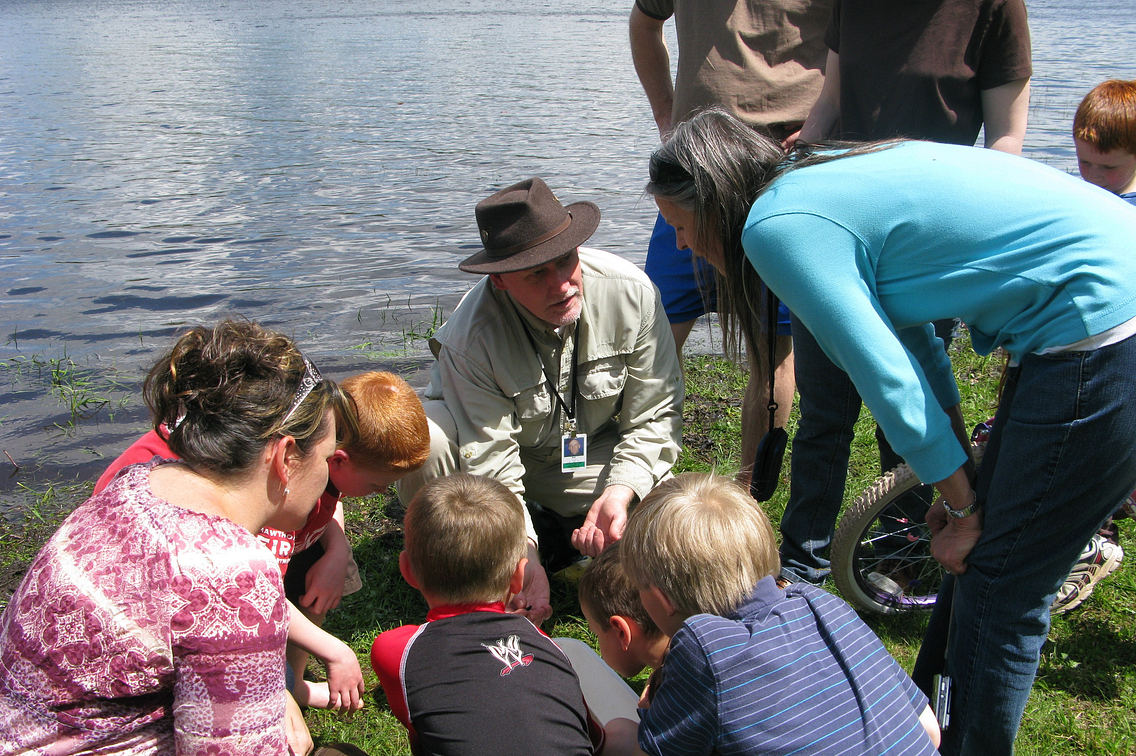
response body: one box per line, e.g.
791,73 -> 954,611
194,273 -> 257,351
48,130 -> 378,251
283,487 -> 290,496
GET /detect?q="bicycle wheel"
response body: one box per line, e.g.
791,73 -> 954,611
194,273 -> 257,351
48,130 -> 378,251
832,443 -> 984,616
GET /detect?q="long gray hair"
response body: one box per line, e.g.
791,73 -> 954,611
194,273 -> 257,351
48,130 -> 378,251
646,107 -> 898,359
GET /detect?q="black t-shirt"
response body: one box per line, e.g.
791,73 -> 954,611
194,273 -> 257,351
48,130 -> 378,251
390,610 -> 597,756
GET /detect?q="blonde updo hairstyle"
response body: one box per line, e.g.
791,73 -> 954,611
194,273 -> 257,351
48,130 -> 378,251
144,319 -> 355,476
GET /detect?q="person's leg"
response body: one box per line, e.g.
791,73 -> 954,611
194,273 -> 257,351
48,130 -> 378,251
779,315 -> 862,584
935,339 -> 1136,756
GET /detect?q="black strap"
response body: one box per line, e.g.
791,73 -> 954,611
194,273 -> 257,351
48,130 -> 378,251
765,290 -> 779,431
518,317 -> 581,433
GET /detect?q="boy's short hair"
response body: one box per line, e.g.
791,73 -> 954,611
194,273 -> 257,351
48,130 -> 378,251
578,542 -> 662,638
1074,80 -> 1136,154
621,473 -> 779,618
340,372 -> 429,473
404,473 -> 527,605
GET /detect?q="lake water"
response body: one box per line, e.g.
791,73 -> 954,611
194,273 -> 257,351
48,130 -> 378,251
1,0 -> 1134,511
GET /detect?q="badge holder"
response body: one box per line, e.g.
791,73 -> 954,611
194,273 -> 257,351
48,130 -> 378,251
562,432 -> 587,472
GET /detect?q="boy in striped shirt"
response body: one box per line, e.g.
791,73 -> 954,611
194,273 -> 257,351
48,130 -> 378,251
604,473 -> 940,756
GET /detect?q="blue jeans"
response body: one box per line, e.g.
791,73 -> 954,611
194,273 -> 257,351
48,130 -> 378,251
779,315 -> 955,583
912,335 -> 1136,755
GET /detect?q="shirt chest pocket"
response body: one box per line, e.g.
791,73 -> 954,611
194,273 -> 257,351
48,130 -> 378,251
578,358 -> 627,401
512,383 -> 554,447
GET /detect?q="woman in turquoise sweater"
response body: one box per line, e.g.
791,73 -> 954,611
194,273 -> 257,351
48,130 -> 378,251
645,108 -> 1136,756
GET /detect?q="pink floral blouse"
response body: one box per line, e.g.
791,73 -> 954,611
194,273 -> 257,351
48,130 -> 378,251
0,460 -> 290,755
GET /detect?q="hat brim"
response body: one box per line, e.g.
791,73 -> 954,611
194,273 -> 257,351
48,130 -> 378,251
458,201 -> 600,275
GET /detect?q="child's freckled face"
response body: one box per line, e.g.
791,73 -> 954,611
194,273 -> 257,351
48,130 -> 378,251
1075,137 -> 1136,195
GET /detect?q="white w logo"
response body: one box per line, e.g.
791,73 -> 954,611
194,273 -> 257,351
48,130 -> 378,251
482,634 -> 535,676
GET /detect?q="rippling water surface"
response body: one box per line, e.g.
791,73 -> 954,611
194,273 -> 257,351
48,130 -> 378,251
1,0 -> 1134,504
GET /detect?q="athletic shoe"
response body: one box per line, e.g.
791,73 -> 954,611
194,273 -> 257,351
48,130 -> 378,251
1121,489 -> 1136,520
1051,534 -> 1125,614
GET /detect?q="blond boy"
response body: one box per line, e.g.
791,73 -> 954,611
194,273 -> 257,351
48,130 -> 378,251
370,474 -> 604,756
608,473 -> 940,756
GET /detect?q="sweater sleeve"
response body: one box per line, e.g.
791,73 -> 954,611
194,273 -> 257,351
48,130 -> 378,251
743,211 -> 967,483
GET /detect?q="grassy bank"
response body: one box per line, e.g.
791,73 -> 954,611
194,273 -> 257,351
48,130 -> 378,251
1,334 -> 1133,754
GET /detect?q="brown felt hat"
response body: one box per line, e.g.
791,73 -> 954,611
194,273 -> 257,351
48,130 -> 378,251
459,177 -> 600,274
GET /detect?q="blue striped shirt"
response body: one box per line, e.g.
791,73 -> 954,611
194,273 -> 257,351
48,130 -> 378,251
639,577 -> 936,755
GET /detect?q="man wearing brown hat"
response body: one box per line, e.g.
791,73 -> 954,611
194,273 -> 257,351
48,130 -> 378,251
396,178 -> 683,620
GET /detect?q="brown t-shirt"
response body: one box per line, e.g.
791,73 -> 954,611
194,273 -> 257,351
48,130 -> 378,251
826,0 -> 1032,144
636,0 -> 832,133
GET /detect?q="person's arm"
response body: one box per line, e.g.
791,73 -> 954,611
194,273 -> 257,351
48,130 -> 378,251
576,285 -> 684,554
795,50 -> 841,145
602,717 -> 648,756
927,466 -> 981,574
981,78 -> 1031,154
299,501 -> 350,616
744,213 -> 968,487
629,4 -> 674,138
287,601 -> 364,713
918,704 -> 942,748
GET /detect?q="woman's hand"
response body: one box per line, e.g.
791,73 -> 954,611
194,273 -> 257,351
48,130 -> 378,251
928,497 -> 983,574
930,467 -> 982,574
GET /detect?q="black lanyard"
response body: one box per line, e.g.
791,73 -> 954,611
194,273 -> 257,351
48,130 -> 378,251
519,318 -> 581,435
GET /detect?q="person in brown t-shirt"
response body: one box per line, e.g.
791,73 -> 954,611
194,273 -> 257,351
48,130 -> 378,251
629,0 -> 831,488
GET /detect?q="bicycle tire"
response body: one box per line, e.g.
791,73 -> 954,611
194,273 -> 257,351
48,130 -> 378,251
832,443 -> 984,617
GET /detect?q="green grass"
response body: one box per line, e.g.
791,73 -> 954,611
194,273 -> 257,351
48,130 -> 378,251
305,330 -> 1133,754
1,330 -> 1132,754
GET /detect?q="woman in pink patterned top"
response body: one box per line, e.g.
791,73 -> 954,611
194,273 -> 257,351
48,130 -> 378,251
0,320 -> 354,756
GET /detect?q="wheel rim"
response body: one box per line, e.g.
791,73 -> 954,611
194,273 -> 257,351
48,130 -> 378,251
849,505 -> 942,611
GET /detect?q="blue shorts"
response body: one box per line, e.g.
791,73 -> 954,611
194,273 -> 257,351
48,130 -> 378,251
644,213 -> 791,334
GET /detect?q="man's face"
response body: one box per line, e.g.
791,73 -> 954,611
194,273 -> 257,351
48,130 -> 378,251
489,249 -> 584,327
1075,137 -> 1136,195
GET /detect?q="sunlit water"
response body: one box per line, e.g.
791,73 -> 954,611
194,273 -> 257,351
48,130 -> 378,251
1,0 -> 1133,508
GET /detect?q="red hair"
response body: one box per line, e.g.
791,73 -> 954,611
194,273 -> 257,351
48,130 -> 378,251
1073,80 -> 1136,154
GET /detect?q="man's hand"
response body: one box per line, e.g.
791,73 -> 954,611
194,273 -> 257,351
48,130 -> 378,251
928,498 -> 983,575
506,541 -> 553,624
299,546 -> 349,616
572,484 -> 636,557
284,691 -> 313,755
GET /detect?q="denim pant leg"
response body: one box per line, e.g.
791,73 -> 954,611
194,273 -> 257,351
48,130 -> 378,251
779,314 -> 863,583
923,337 -> 1136,756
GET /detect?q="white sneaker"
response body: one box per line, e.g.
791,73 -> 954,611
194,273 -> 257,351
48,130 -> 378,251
1051,534 -> 1124,614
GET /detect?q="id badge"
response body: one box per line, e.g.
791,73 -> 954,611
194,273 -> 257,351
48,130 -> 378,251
561,433 -> 587,472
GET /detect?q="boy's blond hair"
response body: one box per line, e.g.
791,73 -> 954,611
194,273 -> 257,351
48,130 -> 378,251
1074,80 -> 1136,154
621,473 -> 779,617
404,473 -> 527,605
578,542 -> 662,639
340,372 -> 429,472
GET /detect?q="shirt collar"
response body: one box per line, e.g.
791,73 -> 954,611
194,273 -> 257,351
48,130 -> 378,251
426,601 -> 507,621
